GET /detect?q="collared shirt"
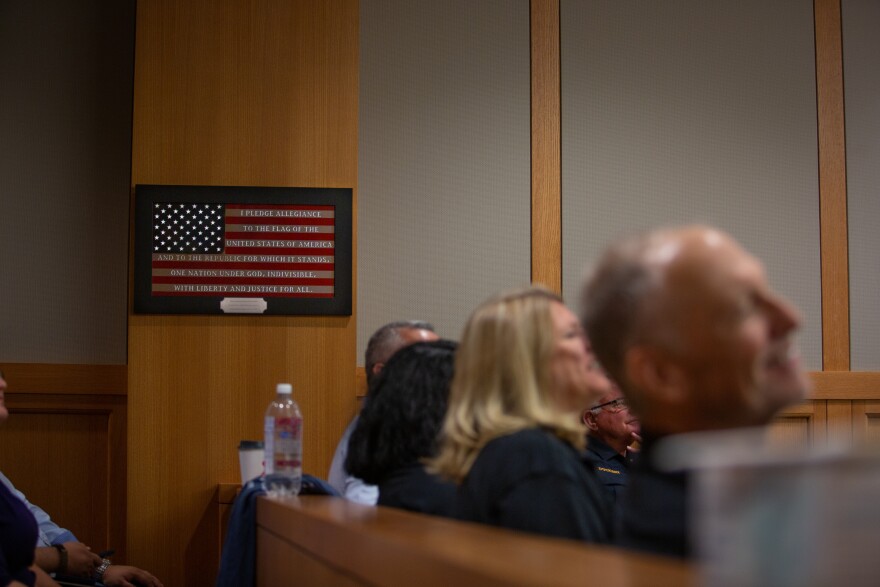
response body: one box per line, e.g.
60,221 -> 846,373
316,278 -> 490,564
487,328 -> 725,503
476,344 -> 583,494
583,436 -> 633,503
0,470 -> 77,547
327,416 -> 379,505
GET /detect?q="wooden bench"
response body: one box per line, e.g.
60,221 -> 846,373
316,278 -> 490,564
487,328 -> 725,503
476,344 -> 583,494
256,496 -> 693,586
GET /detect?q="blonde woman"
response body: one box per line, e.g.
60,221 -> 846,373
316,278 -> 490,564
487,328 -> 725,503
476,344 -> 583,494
431,287 -> 613,542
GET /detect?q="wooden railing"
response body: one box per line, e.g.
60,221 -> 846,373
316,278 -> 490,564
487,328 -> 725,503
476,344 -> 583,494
255,495 -> 693,587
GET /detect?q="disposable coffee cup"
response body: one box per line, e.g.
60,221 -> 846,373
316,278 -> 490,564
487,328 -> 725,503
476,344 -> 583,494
238,440 -> 265,484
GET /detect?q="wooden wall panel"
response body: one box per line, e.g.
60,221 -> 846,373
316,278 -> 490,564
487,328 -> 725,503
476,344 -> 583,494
768,401 -> 827,449
530,0 -> 562,294
814,0 -> 850,371
853,401 -> 880,446
129,1 -> 358,585
0,391 -> 127,562
0,363 -> 126,395
356,366 -> 367,398
826,399 -> 854,449
809,371 -> 880,400
257,528 -> 363,587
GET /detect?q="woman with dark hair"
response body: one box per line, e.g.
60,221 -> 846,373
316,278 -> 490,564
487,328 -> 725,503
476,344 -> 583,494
345,340 -> 457,516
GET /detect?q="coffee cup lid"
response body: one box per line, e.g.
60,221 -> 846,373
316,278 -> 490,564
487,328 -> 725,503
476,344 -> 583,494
239,440 -> 264,449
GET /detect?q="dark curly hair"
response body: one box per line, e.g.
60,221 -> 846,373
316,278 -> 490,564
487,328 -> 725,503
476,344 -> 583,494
346,339 -> 457,484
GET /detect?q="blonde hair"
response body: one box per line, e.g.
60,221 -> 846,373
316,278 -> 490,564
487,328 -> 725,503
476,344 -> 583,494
430,286 -> 587,483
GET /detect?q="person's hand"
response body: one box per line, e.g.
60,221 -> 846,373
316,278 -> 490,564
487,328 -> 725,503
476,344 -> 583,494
32,564 -> 61,587
102,565 -> 164,587
627,431 -> 642,454
62,541 -> 101,576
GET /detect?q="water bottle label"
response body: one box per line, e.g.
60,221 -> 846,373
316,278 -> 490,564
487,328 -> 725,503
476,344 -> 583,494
272,416 -> 302,472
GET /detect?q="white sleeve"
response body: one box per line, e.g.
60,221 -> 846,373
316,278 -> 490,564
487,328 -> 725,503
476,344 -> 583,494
327,416 -> 378,505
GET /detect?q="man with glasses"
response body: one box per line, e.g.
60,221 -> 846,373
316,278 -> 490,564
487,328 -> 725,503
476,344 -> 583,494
583,391 -> 641,503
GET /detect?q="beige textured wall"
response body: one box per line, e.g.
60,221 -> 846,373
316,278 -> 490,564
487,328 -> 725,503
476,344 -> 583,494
560,0 -> 823,369
0,0 -> 133,364
357,0 -> 532,354
843,0 -> 880,370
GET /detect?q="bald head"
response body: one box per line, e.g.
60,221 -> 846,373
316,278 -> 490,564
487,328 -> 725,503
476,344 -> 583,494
581,225 -> 810,434
364,321 -> 439,387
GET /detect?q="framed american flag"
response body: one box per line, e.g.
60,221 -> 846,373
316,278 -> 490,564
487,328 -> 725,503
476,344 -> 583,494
133,185 -> 352,315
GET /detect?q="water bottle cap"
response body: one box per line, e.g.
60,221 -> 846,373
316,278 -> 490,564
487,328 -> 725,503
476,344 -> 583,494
276,383 -> 292,394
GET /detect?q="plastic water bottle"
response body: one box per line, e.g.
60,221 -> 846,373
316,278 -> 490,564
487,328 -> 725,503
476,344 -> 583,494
264,383 -> 303,496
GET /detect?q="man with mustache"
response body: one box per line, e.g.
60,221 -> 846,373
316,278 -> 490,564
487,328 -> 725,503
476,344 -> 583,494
580,225 -> 811,558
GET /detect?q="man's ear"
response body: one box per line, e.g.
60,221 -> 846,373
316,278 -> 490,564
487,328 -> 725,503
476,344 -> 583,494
583,410 -> 599,432
624,345 -> 687,407
371,362 -> 385,378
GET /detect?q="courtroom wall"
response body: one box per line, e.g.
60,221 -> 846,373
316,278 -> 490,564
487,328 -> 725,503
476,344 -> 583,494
128,1 -> 358,585
357,0 -> 532,355
560,0 -> 822,369
2,1 -> 879,586
0,0 -> 134,564
844,0 -> 880,370
0,0 -> 133,364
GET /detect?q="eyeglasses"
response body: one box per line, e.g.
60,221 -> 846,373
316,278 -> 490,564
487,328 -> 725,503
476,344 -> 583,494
590,397 -> 628,413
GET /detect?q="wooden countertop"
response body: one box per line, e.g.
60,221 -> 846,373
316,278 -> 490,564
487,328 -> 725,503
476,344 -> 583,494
256,495 -> 693,587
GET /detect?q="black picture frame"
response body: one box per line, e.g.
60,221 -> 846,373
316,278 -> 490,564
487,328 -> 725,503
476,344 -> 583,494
133,184 -> 352,315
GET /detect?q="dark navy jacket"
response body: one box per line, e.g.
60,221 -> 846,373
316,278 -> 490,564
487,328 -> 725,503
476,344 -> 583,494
378,463 -> 456,517
584,435 -> 633,502
615,431 -> 689,558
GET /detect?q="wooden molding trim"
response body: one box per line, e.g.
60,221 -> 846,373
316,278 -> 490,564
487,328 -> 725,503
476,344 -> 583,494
814,0 -> 850,370
356,366 -> 367,398
809,371 -> 880,399
217,483 -> 241,505
355,369 -> 880,400
775,400 -> 824,417
530,0 -> 562,294
0,363 -> 126,395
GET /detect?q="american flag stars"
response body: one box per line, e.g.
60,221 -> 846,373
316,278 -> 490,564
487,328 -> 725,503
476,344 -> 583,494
153,203 -> 225,253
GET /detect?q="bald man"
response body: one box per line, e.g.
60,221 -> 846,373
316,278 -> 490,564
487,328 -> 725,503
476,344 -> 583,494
328,321 -> 439,503
580,225 -> 810,558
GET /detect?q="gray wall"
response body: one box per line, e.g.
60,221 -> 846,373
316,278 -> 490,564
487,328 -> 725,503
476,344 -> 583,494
0,1 -> 134,364
357,0 -> 532,356
560,0 -> 823,369
3,1 -> 871,371
844,0 -> 880,370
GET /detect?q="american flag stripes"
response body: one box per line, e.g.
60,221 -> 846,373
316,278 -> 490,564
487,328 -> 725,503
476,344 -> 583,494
151,203 -> 335,298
